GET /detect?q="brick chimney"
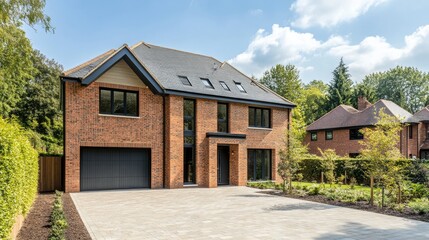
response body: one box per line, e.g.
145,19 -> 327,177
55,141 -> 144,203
358,96 -> 372,111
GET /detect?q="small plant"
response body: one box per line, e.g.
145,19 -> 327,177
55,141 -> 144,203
49,191 -> 68,240
408,198 -> 429,215
307,185 -> 321,196
337,175 -> 345,185
349,177 -> 357,189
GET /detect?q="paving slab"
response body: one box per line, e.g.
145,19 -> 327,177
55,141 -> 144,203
71,186 -> 429,240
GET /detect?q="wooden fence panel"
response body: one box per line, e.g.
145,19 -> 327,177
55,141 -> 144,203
39,156 -> 63,192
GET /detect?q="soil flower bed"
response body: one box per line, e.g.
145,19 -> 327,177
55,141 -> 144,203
248,181 -> 429,222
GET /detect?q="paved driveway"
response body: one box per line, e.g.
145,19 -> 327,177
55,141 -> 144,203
71,187 -> 429,240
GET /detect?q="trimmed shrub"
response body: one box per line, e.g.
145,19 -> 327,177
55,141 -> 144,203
0,118 -> 39,239
408,198 -> 429,215
49,191 -> 68,240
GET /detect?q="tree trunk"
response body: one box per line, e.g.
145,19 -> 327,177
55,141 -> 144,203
321,172 -> 324,184
397,184 -> 402,204
370,175 -> 374,206
381,186 -> 385,208
283,179 -> 286,194
288,176 -> 293,194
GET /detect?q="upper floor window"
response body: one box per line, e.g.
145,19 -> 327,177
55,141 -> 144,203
235,82 -> 246,93
184,99 -> 195,145
178,76 -> 191,86
219,81 -> 230,91
325,130 -> 333,140
99,88 -> 138,116
311,132 -> 317,141
218,103 -> 228,133
349,128 -> 363,140
201,78 -> 214,89
249,107 -> 270,128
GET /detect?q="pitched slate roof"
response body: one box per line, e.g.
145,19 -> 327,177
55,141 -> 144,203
61,42 -> 294,108
306,99 -> 419,131
413,106 -> 429,121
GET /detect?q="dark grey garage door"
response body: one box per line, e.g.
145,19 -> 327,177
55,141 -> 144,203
80,147 -> 150,191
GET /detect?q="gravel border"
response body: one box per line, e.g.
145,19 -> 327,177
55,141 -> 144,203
63,193 -> 91,240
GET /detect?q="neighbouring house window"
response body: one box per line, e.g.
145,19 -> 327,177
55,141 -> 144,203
349,128 -> 363,140
99,88 -> 138,116
218,103 -> 228,133
325,130 -> 333,140
349,153 -> 360,158
178,76 -> 191,86
248,149 -> 271,181
219,81 -> 230,91
248,107 -> 271,128
200,78 -> 214,89
235,82 -> 246,93
409,125 -> 413,139
311,132 -> 317,141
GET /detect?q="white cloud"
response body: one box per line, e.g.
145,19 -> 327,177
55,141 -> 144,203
291,0 -> 387,28
329,25 -> 429,79
228,24 -> 343,77
229,24 -> 429,82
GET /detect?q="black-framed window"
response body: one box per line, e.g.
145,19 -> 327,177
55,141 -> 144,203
349,128 -> 363,140
249,107 -> 270,128
219,81 -> 230,91
311,132 -> 317,141
184,99 -> 195,145
426,123 -> 429,140
99,88 -> 138,116
178,76 -> 191,86
409,125 -> 413,139
200,78 -> 214,89
248,149 -> 271,181
235,82 -> 246,93
349,153 -> 360,158
325,130 -> 333,140
218,103 -> 228,133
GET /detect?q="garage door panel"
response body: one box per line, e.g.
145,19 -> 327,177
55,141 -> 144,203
80,147 -> 150,191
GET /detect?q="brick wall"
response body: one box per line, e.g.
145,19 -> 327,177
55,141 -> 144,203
305,125 -> 419,158
65,82 -> 290,191
64,81 -> 164,192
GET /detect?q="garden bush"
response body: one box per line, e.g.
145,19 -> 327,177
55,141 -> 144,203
0,118 -> 38,239
408,198 -> 429,215
321,188 -> 369,203
49,191 -> 68,240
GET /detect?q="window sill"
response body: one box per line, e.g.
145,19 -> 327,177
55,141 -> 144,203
98,114 -> 140,119
248,127 -> 272,131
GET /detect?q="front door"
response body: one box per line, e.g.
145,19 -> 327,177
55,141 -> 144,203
184,147 -> 195,184
217,146 -> 230,185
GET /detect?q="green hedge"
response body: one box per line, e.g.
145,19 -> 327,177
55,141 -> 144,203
49,191 -> 68,240
298,159 -> 418,185
0,118 -> 38,239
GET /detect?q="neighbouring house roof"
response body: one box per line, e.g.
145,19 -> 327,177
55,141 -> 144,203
413,106 -> 429,122
61,42 -> 295,109
306,99 -> 420,131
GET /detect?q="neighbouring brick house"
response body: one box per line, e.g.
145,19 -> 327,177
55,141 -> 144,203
60,42 -> 295,192
304,96 -> 428,158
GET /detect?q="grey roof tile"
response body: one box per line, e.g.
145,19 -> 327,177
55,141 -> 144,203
307,100 -> 419,131
62,42 -> 294,107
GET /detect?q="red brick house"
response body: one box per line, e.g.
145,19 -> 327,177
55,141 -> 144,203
60,42 -> 295,192
304,97 -> 424,158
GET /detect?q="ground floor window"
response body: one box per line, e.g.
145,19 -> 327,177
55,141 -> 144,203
421,151 -> 429,160
247,149 -> 271,181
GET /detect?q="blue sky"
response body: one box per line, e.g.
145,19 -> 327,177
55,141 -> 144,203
25,0 -> 429,83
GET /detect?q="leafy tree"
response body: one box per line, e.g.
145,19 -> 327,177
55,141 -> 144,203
301,80 -> 328,124
278,119 -> 309,194
352,73 -> 380,108
260,64 -> 303,103
0,24 -> 35,118
359,109 -> 404,206
326,58 -> 354,110
0,0 -> 52,31
375,66 -> 429,113
14,50 -> 63,154
318,148 -> 338,185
